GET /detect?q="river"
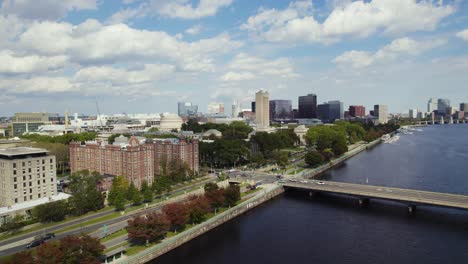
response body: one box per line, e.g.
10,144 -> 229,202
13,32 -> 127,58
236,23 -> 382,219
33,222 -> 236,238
151,124 -> 468,264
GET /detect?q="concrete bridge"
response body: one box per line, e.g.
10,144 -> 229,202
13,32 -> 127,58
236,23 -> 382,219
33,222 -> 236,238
282,180 -> 468,213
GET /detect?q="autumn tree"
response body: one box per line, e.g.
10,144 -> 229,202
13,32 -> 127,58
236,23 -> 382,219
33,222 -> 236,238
3,251 -> 34,264
162,202 -> 189,232
59,235 -> 104,264
204,183 -> 225,209
127,212 -> 170,244
187,195 -> 211,224
35,242 -> 63,264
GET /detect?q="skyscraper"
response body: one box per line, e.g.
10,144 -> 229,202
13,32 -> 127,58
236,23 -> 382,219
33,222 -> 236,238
255,90 -> 270,130
437,99 -> 450,115
269,100 -> 292,120
298,94 -> 317,118
349,105 -> 366,117
177,102 -> 198,117
409,109 -> 418,119
427,98 -> 438,113
460,103 -> 468,112
317,101 -> 343,123
374,105 -> 388,124
231,100 -> 241,118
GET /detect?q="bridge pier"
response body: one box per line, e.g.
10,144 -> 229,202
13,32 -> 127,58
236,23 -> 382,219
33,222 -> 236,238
358,198 -> 369,208
408,205 -> 416,214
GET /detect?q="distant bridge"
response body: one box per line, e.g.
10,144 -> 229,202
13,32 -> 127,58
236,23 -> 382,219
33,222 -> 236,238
282,180 -> 468,213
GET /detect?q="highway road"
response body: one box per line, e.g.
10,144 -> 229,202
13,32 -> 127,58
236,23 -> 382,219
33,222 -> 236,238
0,176 -> 216,257
282,180 -> 468,210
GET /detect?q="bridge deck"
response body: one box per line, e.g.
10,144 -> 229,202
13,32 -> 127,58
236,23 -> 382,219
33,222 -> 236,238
282,180 -> 468,210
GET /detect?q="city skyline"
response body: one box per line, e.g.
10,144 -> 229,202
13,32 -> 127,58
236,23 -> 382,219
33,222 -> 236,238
1,1 -> 468,115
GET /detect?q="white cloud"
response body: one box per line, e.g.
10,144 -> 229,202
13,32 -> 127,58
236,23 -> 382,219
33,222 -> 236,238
334,37 -> 447,68
0,50 -> 68,74
73,64 -> 175,85
185,24 -> 202,35
456,29 -> 468,41
220,53 -> 298,81
149,0 -> 233,19
0,0 -> 97,20
106,3 -> 148,24
17,19 -> 242,71
0,77 -> 75,94
242,0 -> 454,44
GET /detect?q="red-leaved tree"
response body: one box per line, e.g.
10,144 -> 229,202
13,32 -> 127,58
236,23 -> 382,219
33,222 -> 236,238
187,195 -> 211,224
127,212 -> 170,244
162,202 -> 189,232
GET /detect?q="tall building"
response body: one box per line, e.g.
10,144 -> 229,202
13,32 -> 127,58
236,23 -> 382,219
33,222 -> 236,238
317,101 -> 344,123
349,105 -> 366,117
177,102 -> 198,117
231,100 -> 241,118
255,89 -> 270,130
251,102 -> 256,113
298,94 -> 317,118
70,136 -> 199,189
374,105 -> 388,124
0,147 -> 57,207
269,100 -> 292,121
460,103 -> 468,112
207,103 -> 225,115
427,98 -> 438,113
12,113 -> 51,136
437,99 -> 450,115
409,109 -> 418,119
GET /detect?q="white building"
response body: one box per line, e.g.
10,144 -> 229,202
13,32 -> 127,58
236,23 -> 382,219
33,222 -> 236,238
159,113 -> 183,132
374,105 -> 388,124
207,103 -> 225,115
255,89 -> 271,131
409,109 -> 418,119
427,98 -> 438,113
231,100 -> 241,118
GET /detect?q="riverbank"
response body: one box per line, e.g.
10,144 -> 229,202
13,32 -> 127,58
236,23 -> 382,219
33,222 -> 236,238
299,138 -> 382,179
115,184 -> 284,264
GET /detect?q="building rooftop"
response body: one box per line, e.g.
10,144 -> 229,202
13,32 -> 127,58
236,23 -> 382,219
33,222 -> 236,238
0,147 -> 48,157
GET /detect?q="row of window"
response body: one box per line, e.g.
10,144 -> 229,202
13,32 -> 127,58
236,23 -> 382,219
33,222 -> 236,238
12,159 -> 54,168
13,191 -> 54,204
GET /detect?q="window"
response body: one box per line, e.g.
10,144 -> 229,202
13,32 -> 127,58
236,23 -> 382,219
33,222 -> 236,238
24,196 -> 27,201
23,183 -> 26,187
13,177 -> 17,182
42,166 -> 45,171
14,198 -> 18,203
37,180 -> 40,185
13,163 -> 16,168
29,182 -> 32,186
42,160 -> 45,165
28,161 -> 31,166
22,162 -> 25,166
38,194 -> 41,198
30,195 -> 32,200
13,170 -> 16,175
23,176 -> 26,181
29,175 -> 32,180
29,188 -> 32,193
50,159 -> 53,163
28,168 -> 31,173
51,178 -> 54,182
14,184 -> 17,189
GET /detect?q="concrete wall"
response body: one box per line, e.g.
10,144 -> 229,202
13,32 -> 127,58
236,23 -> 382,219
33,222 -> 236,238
118,185 -> 284,264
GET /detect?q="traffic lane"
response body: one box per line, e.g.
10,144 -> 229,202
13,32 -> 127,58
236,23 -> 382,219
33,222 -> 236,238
0,175 -> 215,249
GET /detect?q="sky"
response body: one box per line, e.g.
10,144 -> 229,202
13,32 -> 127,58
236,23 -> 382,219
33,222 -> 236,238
0,0 -> 468,116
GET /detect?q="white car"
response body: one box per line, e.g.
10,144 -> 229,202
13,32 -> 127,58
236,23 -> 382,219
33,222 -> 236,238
316,181 -> 325,185
300,180 -> 308,184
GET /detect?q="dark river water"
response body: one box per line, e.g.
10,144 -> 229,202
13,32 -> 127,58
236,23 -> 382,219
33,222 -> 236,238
151,124 -> 468,264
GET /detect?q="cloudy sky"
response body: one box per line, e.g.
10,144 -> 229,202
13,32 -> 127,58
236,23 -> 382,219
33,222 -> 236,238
1,0 -> 467,116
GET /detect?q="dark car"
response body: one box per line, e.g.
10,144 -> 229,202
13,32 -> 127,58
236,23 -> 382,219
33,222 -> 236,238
42,233 -> 55,241
26,239 -> 43,249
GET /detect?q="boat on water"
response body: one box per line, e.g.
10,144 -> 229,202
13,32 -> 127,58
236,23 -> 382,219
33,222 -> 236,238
381,134 -> 391,142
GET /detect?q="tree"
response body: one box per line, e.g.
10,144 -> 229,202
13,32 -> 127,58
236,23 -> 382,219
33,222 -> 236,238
36,241 -> 63,264
141,181 -> 153,203
224,185 -> 241,207
0,215 -> 25,234
59,235 -> 104,264
126,182 -> 139,203
68,171 -> 104,215
162,202 -> 189,232
4,251 -> 34,264
33,200 -> 68,223
332,136 -> 348,156
187,195 -> 211,224
127,212 -> 170,244
305,151 -> 325,168
204,183 -> 225,209
108,176 -> 129,211
321,148 -> 334,161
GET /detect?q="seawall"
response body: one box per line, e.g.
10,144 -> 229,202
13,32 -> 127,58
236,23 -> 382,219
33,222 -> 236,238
117,184 -> 284,264
301,139 -> 382,179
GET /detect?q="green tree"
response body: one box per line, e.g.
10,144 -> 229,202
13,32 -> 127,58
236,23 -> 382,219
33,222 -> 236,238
321,148 -> 334,161
141,181 -> 153,203
68,171 -> 104,215
108,176 -> 129,211
224,185 -> 241,207
332,136 -> 348,156
126,182 -> 139,202
33,200 -> 69,223
305,151 -> 325,168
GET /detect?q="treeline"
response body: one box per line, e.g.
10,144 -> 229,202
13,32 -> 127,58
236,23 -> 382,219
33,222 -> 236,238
3,235 -> 103,264
20,132 -> 97,145
182,120 -> 253,140
126,183 -> 241,245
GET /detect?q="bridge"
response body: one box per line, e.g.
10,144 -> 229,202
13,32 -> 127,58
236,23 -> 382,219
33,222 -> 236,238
281,180 -> 468,213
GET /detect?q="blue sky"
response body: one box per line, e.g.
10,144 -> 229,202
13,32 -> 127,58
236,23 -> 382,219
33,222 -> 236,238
0,0 -> 468,116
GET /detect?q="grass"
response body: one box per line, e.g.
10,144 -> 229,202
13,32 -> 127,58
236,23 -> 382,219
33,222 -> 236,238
101,229 -> 128,243
55,212 -> 121,234
125,243 -> 152,256
104,241 -> 129,254
241,188 -> 262,198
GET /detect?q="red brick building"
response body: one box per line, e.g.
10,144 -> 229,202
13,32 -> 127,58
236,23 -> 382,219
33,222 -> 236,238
69,136 -> 199,188
349,105 -> 366,117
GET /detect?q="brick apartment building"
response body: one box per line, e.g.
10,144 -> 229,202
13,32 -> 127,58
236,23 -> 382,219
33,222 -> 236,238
69,136 -> 199,188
